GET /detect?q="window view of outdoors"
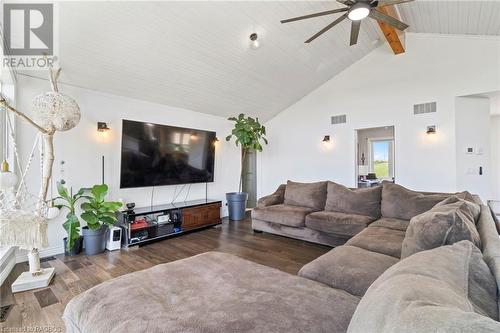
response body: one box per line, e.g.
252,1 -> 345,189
372,141 -> 390,178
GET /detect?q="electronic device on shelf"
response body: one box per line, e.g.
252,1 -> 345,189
130,218 -> 149,231
106,227 -> 122,251
130,230 -> 149,244
126,202 -> 135,212
157,214 -> 170,225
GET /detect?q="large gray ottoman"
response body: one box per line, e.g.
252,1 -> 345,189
63,252 -> 359,333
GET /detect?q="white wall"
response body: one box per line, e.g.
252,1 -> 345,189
16,75 -> 240,259
259,34 -> 500,197
491,115 -> 500,201
455,97 -> 491,201
490,93 -> 500,115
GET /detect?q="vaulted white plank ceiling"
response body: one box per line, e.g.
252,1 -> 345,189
21,1 -> 500,121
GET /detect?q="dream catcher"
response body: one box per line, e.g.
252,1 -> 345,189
0,68 -> 80,292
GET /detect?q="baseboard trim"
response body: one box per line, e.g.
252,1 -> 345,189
0,248 -> 16,286
15,245 -> 65,264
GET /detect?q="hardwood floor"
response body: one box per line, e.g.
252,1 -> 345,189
0,215 -> 329,331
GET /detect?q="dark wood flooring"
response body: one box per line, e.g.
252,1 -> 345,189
0,215 -> 329,331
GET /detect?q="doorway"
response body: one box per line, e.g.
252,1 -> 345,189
356,126 -> 395,188
242,150 -> 257,208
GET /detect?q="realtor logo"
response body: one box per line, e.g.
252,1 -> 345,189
3,3 -> 53,56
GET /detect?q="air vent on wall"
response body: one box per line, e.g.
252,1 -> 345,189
331,114 -> 347,125
413,102 -> 437,115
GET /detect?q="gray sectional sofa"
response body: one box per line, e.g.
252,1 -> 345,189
64,181 -> 500,332
252,180 -> 460,247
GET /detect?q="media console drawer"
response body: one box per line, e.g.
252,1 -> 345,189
182,203 -> 221,231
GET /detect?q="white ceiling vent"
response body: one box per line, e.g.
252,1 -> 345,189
414,102 -> 437,115
331,114 -> 347,125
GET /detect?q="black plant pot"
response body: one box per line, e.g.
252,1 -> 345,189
82,226 -> 108,255
63,236 -> 83,256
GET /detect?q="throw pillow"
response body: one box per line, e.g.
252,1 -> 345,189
381,182 -> 449,220
284,180 -> 327,210
401,199 -> 481,258
325,182 -> 381,218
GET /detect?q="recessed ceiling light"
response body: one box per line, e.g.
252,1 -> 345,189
249,33 -> 260,50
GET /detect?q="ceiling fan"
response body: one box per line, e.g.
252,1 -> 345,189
280,0 -> 414,46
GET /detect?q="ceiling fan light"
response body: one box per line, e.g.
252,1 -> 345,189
348,3 -> 370,21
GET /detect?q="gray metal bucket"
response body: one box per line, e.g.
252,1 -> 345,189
226,192 -> 248,221
82,226 -> 108,255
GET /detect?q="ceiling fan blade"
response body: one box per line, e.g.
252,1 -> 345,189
305,13 -> 348,43
377,0 -> 414,7
337,0 -> 355,5
280,8 -> 348,24
350,20 -> 361,46
369,9 -> 409,30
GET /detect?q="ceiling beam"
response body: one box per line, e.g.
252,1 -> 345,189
375,6 -> 405,55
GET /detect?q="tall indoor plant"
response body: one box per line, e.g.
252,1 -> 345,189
54,182 -> 87,255
225,114 -> 267,220
80,184 -> 122,255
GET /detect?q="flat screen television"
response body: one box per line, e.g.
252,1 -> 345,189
120,119 -> 216,188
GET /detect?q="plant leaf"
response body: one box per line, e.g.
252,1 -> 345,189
81,211 -> 98,225
99,215 -> 117,225
73,188 -> 85,198
91,184 -> 108,202
63,213 -> 80,252
57,182 -> 70,201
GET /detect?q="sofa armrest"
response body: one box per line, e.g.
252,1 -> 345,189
257,184 -> 286,208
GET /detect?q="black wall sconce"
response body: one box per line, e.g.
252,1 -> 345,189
97,122 -> 110,132
323,135 -> 331,142
426,126 -> 436,135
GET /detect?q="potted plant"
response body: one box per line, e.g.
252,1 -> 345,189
54,182 -> 87,256
80,184 -> 122,255
225,114 -> 268,220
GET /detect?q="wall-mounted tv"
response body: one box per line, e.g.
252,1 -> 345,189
120,119 -> 216,188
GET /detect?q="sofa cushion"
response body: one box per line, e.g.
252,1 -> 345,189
252,219 -> 350,247
435,194 -> 481,224
346,226 -> 406,258
63,251 -> 361,333
324,182 -> 381,218
368,217 -> 409,232
257,184 -> 286,208
284,180 -> 327,210
299,246 -> 398,297
347,241 -> 500,333
476,205 -> 500,317
456,190 -> 480,205
251,204 -> 316,227
381,182 -> 449,220
401,199 -> 482,259
305,211 -> 375,237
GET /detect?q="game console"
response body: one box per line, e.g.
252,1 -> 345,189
157,214 -> 170,225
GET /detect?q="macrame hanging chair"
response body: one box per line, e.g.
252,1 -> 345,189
0,68 -> 80,289
0,117 -> 49,250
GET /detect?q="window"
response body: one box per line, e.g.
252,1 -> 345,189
370,139 -> 394,179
